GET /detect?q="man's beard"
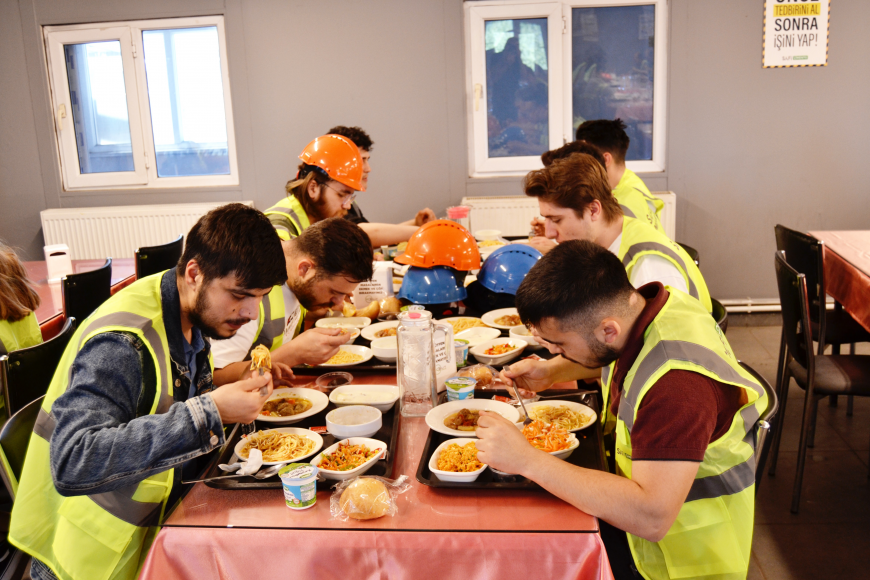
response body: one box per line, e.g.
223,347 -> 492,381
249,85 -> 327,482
562,332 -> 620,369
310,194 -> 347,221
287,275 -> 334,311
189,283 -> 249,340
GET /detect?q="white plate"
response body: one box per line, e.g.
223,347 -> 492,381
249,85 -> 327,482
469,338 -> 527,366
454,326 -> 501,347
329,384 -> 401,413
315,317 -> 372,330
310,437 -> 387,481
425,399 -> 520,438
361,320 -> 399,342
257,387 -> 329,424
318,345 -> 373,367
524,400 -> 597,432
428,438 -> 488,483
234,427 -> 323,466
481,308 -> 522,330
439,316 -> 488,334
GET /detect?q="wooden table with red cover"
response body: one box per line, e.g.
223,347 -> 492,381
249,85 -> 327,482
810,231 -> 870,333
139,372 -> 615,580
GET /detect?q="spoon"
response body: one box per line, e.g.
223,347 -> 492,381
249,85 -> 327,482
183,463 -> 285,485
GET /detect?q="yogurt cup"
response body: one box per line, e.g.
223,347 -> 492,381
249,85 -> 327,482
445,376 -> 477,402
454,339 -> 470,368
279,463 -> 319,510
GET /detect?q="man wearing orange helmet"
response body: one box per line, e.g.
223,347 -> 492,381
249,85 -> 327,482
265,134 -> 364,241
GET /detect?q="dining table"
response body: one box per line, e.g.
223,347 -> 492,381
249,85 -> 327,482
139,371 -> 615,580
810,231 -> 870,333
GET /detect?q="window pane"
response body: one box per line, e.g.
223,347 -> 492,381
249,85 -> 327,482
142,26 -> 229,177
485,18 -> 549,159
64,41 -> 135,173
572,6 -> 655,161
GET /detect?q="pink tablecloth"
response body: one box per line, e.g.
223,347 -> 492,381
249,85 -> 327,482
811,231 -> 870,333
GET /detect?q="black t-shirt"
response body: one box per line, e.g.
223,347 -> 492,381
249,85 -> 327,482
344,202 -> 368,224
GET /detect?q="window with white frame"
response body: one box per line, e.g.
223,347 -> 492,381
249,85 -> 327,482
465,0 -> 667,177
44,16 -> 238,190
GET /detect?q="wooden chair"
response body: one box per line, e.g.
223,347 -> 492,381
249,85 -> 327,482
770,251 -> 870,513
135,234 -> 183,279
62,258 -> 112,324
0,317 -> 75,420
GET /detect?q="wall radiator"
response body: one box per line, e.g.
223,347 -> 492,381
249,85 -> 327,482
460,192 -> 677,239
40,201 -> 254,260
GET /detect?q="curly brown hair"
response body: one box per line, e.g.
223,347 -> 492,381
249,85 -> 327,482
326,126 -> 374,151
0,242 -> 40,322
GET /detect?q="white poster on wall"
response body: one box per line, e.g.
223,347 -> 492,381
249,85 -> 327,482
763,0 -> 830,68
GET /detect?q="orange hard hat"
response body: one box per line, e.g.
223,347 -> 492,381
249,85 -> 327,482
298,134 -> 363,190
394,220 -> 481,270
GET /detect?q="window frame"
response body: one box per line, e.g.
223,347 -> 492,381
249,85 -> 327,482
44,16 -> 239,191
464,0 -> 668,178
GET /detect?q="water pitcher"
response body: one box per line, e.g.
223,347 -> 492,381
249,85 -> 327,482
396,306 -> 451,417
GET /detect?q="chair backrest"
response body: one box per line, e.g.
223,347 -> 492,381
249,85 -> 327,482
774,251 -> 814,374
0,317 -> 76,418
677,242 -> 700,267
0,395 -> 45,500
774,225 -> 825,325
62,258 -> 112,323
738,361 -> 779,492
135,234 -> 183,279
711,298 -> 728,334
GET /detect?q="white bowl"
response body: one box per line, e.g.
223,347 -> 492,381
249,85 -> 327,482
329,384 -> 400,413
474,229 -> 502,241
425,398 -> 521,438
509,325 -> 543,351
310,437 -> 387,481
370,336 -> 398,363
550,434 -> 580,460
524,400 -> 597,432
326,405 -> 383,438
234,427 -> 323,466
428,438 -> 488,482
319,345 -> 373,367
481,308 -> 522,330
257,387 -> 329,424
469,338 -> 527,366
361,320 -> 399,342
454,326 -> 501,347
315,317 -> 372,331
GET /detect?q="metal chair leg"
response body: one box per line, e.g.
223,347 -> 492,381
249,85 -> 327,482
807,397 -> 819,448
847,343 -> 856,416
791,387 -> 818,514
769,364 -> 791,477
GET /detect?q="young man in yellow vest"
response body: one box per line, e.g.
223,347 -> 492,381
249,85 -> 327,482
211,217 -> 375,385
9,204 -> 287,580
477,240 -> 766,580
576,118 -> 665,234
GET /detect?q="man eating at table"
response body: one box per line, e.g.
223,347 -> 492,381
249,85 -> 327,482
10,204 -> 287,580
211,217 -> 374,385
476,240 -> 766,580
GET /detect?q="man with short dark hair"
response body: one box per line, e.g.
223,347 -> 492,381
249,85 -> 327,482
212,217 -> 375,384
477,240 -> 766,580
10,204 -> 287,580
575,119 -> 665,233
327,125 -> 436,247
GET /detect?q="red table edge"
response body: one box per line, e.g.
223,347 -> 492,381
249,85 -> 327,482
38,274 -> 136,341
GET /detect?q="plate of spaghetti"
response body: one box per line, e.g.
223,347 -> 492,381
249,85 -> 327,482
428,438 -> 488,482
234,427 -> 323,466
257,387 -> 329,424
439,317 -> 489,335
310,437 -> 387,481
524,401 -> 597,432
521,420 -> 579,460
319,345 -> 373,367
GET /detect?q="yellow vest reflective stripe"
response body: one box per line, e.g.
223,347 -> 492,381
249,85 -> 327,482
614,290 -> 767,580
0,311 -> 42,356
9,274 -> 176,580
613,169 -> 665,234
248,285 -> 305,358
264,195 -> 311,241
619,216 -> 713,314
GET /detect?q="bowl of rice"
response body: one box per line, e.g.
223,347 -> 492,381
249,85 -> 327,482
428,438 -> 488,482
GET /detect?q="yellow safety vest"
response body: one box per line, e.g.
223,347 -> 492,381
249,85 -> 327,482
264,194 -> 311,241
0,311 -> 42,356
248,285 -> 306,358
614,290 -> 766,580
614,169 -> 665,234
9,275 -> 182,580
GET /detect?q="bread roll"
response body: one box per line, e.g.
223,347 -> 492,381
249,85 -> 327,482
355,300 -> 380,320
340,477 -> 391,520
380,296 -> 402,316
342,301 -> 356,318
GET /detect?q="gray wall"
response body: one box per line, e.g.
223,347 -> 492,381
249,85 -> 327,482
1,0 -> 867,300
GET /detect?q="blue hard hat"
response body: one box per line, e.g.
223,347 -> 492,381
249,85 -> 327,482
397,266 -> 468,305
478,244 -> 543,295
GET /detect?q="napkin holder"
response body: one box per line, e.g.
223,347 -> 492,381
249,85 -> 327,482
44,244 -> 73,283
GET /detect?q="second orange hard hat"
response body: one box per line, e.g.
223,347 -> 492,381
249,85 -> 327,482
298,134 -> 363,190
394,220 -> 481,271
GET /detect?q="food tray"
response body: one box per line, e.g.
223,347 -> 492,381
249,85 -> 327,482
200,396 -> 400,490
416,389 -> 607,489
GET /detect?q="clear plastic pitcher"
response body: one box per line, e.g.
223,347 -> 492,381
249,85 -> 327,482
396,306 -> 450,417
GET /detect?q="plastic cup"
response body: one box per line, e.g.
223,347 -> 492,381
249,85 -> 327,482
445,376 -> 477,402
454,339 -> 469,368
279,463 -> 319,510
